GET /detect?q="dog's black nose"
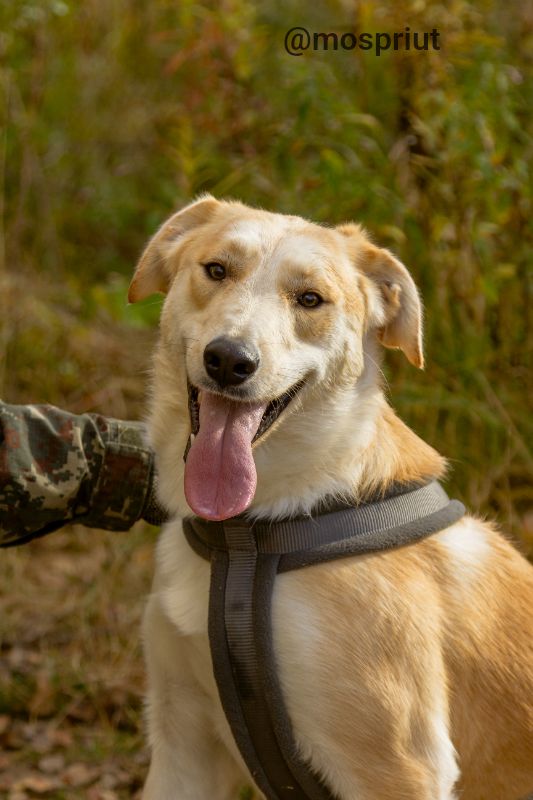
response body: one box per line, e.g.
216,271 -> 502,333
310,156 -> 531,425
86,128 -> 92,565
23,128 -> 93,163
204,337 -> 260,387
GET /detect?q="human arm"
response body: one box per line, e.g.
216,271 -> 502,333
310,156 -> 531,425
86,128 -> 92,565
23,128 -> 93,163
0,402 -> 168,547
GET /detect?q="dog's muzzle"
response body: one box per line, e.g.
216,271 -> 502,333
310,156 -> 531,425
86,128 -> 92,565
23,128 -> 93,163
183,379 -> 306,461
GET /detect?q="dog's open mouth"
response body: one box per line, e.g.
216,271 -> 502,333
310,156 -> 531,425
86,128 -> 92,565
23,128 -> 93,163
183,380 -> 304,522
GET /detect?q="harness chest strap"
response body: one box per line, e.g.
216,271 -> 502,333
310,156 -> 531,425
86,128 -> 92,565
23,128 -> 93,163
183,481 -> 465,800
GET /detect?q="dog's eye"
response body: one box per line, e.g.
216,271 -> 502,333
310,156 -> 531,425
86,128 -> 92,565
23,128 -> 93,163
205,262 -> 226,281
297,291 -> 323,308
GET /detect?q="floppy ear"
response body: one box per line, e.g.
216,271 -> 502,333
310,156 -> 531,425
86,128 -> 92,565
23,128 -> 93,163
128,195 -> 220,302
337,223 -> 424,368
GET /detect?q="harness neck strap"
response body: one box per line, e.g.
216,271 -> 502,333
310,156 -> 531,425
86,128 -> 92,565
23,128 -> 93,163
183,482 -> 465,800
184,481 -> 465,568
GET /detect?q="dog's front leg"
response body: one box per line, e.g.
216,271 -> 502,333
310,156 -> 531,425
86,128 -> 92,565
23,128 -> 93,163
141,594 -> 247,800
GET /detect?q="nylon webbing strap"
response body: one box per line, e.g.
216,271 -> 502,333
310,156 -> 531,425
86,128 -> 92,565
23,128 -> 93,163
190,482 -> 466,800
185,482 -> 465,568
208,529 -> 333,799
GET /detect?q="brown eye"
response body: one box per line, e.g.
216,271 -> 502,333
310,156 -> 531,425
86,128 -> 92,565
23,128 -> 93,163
205,262 -> 226,281
297,291 -> 323,308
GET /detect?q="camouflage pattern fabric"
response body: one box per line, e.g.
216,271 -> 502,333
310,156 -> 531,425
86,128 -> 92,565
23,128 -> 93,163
0,402 -> 168,547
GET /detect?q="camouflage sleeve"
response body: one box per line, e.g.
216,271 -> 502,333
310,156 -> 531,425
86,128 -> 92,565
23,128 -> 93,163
0,402 -> 166,547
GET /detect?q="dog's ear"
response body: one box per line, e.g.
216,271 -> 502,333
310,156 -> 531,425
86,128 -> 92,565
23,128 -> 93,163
337,223 -> 424,368
128,195 -> 220,302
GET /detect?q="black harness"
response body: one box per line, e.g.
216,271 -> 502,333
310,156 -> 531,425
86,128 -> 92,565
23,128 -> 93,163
183,481 -> 465,800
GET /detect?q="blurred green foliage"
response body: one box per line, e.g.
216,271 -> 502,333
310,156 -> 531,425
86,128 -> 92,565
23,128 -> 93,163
0,0 -> 531,538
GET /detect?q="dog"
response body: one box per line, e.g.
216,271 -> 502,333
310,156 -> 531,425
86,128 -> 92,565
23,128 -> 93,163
128,196 -> 533,800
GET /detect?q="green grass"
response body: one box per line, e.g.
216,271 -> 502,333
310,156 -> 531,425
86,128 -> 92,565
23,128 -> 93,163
1,0 -> 531,536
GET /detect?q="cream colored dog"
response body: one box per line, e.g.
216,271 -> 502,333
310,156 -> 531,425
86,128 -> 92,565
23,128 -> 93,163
129,196 -> 533,800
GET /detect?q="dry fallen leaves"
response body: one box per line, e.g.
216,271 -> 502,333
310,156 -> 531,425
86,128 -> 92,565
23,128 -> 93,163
61,762 -> 100,787
10,774 -> 62,794
0,714 -> 147,798
37,754 -> 65,774
0,527 -> 152,798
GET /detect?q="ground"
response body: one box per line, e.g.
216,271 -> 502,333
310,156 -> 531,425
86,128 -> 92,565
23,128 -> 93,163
0,522 -> 154,800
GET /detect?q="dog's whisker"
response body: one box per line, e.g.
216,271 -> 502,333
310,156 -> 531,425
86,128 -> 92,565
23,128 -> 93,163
364,351 -> 391,393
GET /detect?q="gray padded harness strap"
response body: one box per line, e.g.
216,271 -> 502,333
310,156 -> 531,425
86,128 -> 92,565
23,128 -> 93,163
185,482 -> 465,567
184,482 -> 465,800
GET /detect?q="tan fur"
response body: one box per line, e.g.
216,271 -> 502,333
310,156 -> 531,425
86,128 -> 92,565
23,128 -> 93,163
337,223 -> 425,368
130,197 -> 533,800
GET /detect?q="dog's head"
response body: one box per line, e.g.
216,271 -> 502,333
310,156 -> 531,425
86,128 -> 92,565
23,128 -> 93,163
129,196 -> 423,520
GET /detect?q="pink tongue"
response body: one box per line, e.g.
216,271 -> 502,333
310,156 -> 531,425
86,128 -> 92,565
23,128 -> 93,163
184,392 -> 267,521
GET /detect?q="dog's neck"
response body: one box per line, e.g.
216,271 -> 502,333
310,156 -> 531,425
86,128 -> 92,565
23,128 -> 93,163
150,347 -> 446,521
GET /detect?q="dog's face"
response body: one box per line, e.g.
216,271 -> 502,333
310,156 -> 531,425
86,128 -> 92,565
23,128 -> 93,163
129,196 -> 423,520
